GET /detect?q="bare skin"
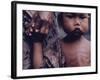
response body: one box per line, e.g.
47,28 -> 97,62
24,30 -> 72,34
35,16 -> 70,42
61,36 -> 90,67
33,42 -> 44,68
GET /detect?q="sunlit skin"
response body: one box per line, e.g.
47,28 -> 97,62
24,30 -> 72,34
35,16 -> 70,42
61,13 -> 90,67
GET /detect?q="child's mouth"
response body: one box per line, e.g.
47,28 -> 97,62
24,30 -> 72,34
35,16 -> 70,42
63,28 -> 83,43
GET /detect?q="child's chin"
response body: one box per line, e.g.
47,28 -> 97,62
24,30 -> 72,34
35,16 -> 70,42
63,28 -> 83,43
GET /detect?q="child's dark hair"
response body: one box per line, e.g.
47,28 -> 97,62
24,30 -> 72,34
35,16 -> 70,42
57,12 -> 64,28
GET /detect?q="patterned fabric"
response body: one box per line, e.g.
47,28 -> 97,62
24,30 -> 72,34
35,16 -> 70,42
23,10 -> 66,69
23,39 -> 65,69
23,41 -> 31,69
43,39 -> 65,68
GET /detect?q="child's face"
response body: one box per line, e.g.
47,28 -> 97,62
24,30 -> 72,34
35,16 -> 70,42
62,13 -> 89,33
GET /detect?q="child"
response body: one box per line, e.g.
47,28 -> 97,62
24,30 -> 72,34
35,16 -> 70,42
57,12 -> 90,67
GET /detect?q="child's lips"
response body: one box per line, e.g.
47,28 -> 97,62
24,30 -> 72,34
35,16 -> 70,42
63,28 -> 83,43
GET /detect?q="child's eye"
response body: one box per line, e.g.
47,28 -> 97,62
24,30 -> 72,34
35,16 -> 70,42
80,16 -> 87,19
64,14 -> 74,18
79,14 -> 89,19
67,15 -> 74,18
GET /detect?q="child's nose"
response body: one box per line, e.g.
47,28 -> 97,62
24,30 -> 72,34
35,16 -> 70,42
74,17 -> 81,26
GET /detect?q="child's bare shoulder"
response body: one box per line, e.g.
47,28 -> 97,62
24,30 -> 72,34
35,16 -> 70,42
81,36 -> 90,48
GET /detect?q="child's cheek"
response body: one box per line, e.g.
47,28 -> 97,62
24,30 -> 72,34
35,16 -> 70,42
81,22 -> 89,32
